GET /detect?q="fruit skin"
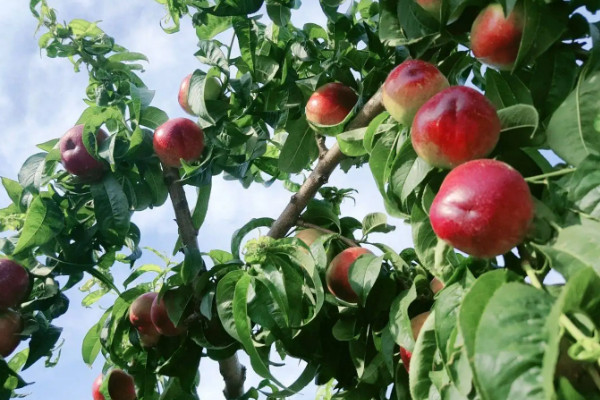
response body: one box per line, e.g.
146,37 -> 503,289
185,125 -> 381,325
152,118 -> 205,167
0,259 -> 30,310
430,159 -> 534,258
411,86 -> 501,169
326,247 -> 372,303
296,228 -> 325,247
0,309 -> 23,358
178,74 -> 194,115
129,293 -> 161,347
430,277 -> 444,294
382,60 -> 449,126
150,293 -> 187,337
59,124 -> 108,180
400,311 -> 430,372
305,83 -> 358,126
92,369 -> 137,400
416,0 -> 442,20
470,4 -> 524,70
178,74 -> 222,115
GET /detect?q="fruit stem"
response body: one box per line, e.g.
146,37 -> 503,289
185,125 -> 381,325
522,261 -> 543,290
524,168 -> 576,183
559,314 -> 588,343
296,220 -> 359,247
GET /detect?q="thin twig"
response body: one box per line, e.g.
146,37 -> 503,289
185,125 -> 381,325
316,134 -> 328,159
296,219 -> 359,248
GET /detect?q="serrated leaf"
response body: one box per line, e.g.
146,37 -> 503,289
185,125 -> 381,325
278,119 -> 316,173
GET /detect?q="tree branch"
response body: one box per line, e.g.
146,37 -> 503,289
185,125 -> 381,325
268,88 -> 384,239
162,165 -> 245,399
316,134 -> 328,159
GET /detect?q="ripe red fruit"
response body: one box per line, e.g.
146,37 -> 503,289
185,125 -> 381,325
129,293 -> 161,347
0,309 -> 23,358
400,311 -> 430,372
0,260 -> 29,310
411,86 -> 501,169
430,159 -> 534,258
178,74 -> 194,115
59,124 -> 108,180
382,60 -> 449,127
326,247 -> 372,303
150,292 -> 187,337
305,82 -> 358,126
470,4 -> 524,70
152,118 -> 205,168
92,370 -> 137,400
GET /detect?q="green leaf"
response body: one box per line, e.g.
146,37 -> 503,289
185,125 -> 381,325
23,322 -> 62,370
411,204 -> 454,281
142,163 -> 168,207
361,212 -> 395,237
514,0 -> 568,70
349,254 -> 383,307
81,322 -> 102,366
216,270 -> 245,342
195,16 -> 232,40
18,153 -> 49,191
396,0 -> 439,40
278,119 -> 316,173
192,182 -> 212,230
459,269 -> 521,390
535,220 -> 600,280
409,312 -> 439,400
267,4 -> 291,26
2,178 -> 23,207
485,69 -> 532,109
562,154 -> 600,219
473,283 -> 555,400
388,283 -> 418,351
139,106 -> 168,129
182,248 -> 204,284
90,175 -> 131,244
195,40 -> 229,73
233,273 -> 285,387
14,197 -> 64,254
546,68 -> 600,167
233,17 -> 256,71
337,128 -> 368,157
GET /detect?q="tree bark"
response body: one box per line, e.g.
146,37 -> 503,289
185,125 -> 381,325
163,166 -> 245,399
267,88 -> 384,239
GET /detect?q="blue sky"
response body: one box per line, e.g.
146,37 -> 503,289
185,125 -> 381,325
0,1 -> 412,398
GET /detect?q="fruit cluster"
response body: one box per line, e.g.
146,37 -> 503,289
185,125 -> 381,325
0,259 -> 29,359
129,291 -> 187,348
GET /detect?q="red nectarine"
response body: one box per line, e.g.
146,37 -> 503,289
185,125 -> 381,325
0,309 -> 22,358
411,86 -> 501,169
470,4 -> 524,70
129,292 -> 161,347
153,118 -> 205,168
430,159 -> 534,258
150,292 -> 186,337
382,60 -> 449,126
59,124 -> 108,181
326,247 -> 371,303
305,83 -> 358,126
0,259 -> 29,310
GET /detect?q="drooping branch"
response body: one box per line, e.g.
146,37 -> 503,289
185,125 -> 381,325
267,88 -> 384,239
163,165 -> 245,399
